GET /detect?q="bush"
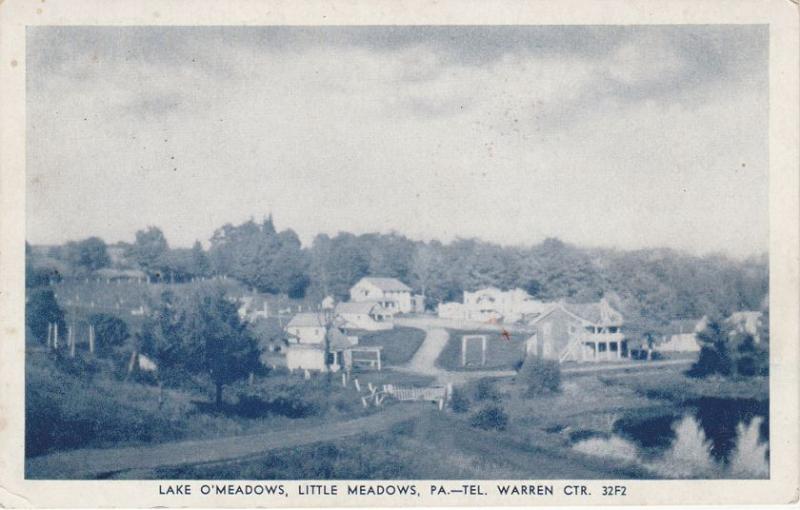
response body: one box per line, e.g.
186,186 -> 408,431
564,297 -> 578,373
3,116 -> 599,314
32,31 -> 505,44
519,356 -> 561,396
88,313 -> 130,355
469,404 -> 509,431
473,377 -> 501,402
449,387 -> 471,413
687,345 -> 733,378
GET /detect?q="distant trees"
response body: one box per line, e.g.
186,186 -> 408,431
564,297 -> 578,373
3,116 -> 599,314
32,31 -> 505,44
209,217 -> 309,297
26,289 -> 65,344
64,237 -> 110,272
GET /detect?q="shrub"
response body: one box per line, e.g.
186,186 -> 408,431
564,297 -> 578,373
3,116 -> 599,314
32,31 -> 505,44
473,377 -> 501,402
519,356 -> 561,396
88,313 -> 130,355
449,387 -> 471,413
469,404 -> 509,431
687,319 -> 733,378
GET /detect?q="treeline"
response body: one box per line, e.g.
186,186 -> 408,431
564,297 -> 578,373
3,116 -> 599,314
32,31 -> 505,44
28,216 -> 768,331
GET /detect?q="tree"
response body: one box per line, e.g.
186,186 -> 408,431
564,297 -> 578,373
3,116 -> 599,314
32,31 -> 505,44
129,226 -> 169,274
688,317 -> 733,377
195,290 -> 261,405
409,243 -> 444,307
88,313 -> 129,355
26,289 -> 65,344
143,287 -> 260,406
64,237 -> 110,272
209,218 -> 309,296
191,241 -> 210,277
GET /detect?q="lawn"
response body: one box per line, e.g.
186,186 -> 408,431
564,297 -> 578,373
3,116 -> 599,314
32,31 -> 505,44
436,329 -> 527,371
349,326 -> 426,366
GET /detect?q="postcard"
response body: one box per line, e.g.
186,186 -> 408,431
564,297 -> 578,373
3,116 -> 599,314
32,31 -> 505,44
0,0 -> 798,506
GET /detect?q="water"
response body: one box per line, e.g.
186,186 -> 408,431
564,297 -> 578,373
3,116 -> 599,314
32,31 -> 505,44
614,397 -> 768,463
571,397 -> 769,478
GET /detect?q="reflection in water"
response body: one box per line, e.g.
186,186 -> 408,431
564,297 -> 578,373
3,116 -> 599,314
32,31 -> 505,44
572,413 -> 769,479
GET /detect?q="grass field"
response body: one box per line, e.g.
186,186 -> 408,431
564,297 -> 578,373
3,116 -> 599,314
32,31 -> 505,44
349,327 -> 426,366
435,329 -> 527,371
154,401 -> 647,480
25,350 -> 375,459
598,365 -> 769,402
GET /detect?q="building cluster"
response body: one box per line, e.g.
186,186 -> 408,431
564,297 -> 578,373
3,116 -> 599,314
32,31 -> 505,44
256,276 -> 767,371
269,277 -> 421,372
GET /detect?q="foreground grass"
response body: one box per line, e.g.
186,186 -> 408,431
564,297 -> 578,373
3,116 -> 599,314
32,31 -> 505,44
154,409 -> 642,480
25,352 -> 374,458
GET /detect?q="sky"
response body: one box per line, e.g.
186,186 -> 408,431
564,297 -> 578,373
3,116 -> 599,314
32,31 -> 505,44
26,25 -> 769,258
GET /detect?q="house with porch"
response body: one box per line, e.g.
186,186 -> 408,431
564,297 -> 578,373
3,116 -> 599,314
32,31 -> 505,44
284,326 -> 362,373
526,298 -> 625,363
349,277 -> 417,314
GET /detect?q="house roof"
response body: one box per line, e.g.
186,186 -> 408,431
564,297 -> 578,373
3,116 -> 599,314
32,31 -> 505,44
328,328 -> 356,350
357,277 -> 411,292
95,268 -> 147,279
335,301 -> 379,315
286,312 -> 325,328
563,301 -> 623,326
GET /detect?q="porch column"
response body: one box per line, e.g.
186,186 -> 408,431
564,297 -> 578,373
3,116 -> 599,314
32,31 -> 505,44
616,341 -> 622,359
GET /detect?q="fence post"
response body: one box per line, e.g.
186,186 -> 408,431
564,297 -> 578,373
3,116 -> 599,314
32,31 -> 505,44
354,378 -> 361,392
68,325 -> 75,358
88,324 -> 95,354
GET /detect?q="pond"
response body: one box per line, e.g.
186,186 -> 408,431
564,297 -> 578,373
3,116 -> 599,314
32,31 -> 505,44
571,397 -> 769,479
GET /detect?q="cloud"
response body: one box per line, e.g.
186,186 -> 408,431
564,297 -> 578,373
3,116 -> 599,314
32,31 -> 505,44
26,26 -> 768,258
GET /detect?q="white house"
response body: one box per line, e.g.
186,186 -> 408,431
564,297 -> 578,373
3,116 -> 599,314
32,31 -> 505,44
285,327 -> 358,373
237,295 -> 269,323
285,312 -> 327,344
335,301 -> 393,331
727,311 -> 763,344
349,277 -> 413,314
655,318 -> 706,353
285,344 -> 329,372
438,287 -> 547,323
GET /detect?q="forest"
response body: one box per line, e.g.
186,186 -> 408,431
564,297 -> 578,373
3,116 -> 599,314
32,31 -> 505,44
27,215 -> 768,337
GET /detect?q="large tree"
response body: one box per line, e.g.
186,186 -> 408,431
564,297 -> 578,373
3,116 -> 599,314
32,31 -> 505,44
142,287 -> 260,405
64,236 -> 111,272
129,226 -> 169,274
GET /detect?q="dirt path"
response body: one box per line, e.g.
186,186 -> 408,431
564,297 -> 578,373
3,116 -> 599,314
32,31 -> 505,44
403,328 -> 449,374
27,403 -> 428,480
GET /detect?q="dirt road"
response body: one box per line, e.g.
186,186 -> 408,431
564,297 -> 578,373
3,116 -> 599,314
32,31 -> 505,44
404,328 -> 449,373
27,403 -> 429,480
